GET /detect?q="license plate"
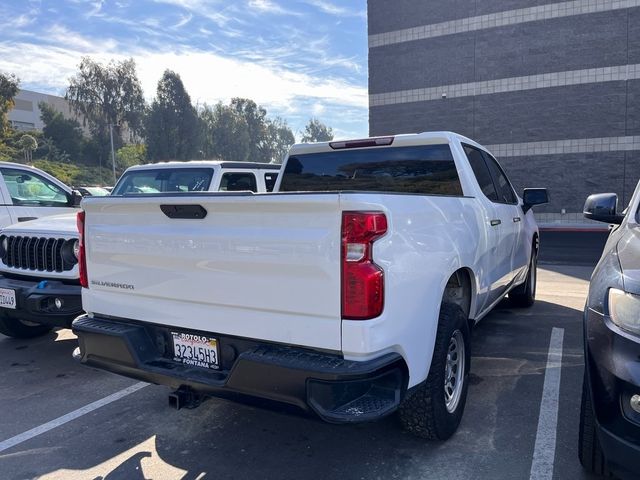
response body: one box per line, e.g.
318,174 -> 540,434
0,288 -> 16,309
171,331 -> 219,369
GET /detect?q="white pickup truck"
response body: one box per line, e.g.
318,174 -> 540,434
72,132 -> 548,439
0,161 -> 280,339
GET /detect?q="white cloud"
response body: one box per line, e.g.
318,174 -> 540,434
312,103 -> 325,115
0,3 -> 369,138
304,0 -> 365,18
0,40 -> 367,114
152,0 -> 234,27
171,13 -> 193,29
247,0 -> 300,16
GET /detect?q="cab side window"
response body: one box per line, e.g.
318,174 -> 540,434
264,172 -> 278,192
219,173 -> 258,192
0,169 -> 69,207
463,145 -> 498,202
482,153 -> 518,204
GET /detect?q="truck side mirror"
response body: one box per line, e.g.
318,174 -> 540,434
584,193 -> 624,225
522,188 -> 548,213
71,190 -> 83,207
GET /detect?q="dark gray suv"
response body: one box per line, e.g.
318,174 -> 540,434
580,181 -> 640,479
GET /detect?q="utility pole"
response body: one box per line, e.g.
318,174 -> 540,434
109,123 -> 117,184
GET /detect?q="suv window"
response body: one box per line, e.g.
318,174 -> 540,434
219,172 -> 257,192
279,145 -> 463,196
463,145 -> 498,202
1,169 -> 69,207
112,168 -> 214,195
482,153 -> 517,204
264,172 -> 278,192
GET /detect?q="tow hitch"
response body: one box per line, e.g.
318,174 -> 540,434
168,386 -> 205,410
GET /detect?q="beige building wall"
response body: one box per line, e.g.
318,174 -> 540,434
7,89 -> 89,134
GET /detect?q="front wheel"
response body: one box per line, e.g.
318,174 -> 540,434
510,249 -> 537,308
578,374 -> 608,475
398,303 -> 470,440
0,317 -> 52,339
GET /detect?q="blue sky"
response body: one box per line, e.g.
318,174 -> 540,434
0,0 -> 368,139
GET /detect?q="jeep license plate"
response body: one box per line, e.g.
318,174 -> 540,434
0,288 -> 16,309
171,332 -> 219,369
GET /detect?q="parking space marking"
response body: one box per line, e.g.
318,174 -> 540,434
0,382 -> 147,454
529,327 -> 565,480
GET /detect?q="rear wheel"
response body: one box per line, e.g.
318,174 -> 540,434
578,374 -> 608,476
510,249 -> 537,308
0,317 -> 52,339
398,303 -> 470,440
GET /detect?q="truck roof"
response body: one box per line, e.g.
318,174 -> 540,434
124,161 -> 281,172
289,131 -> 487,156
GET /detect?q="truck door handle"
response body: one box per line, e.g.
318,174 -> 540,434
513,217 -> 521,223
490,219 -> 501,226
18,217 -> 37,222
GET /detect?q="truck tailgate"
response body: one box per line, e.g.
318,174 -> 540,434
81,194 -> 343,351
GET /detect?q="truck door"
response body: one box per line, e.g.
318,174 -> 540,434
0,167 -> 75,224
463,145 -> 506,311
481,152 -> 526,280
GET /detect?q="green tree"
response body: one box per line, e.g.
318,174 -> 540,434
0,72 -> 19,137
19,134 -> 37,163
199,103 -> 251,161
66,57 -> 145,164
301,118 -> 334,143
116,143 -> 146,170
199,98 -> 295,163
230,98 -> 268,162
145,70 -> 200,161
39,102 -> 85,162
263,117 -> 295,164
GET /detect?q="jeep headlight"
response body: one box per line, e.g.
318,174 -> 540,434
608,289 -> 640,336
61,239 -> 79,265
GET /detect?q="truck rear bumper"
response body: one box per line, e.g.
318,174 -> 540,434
72,315 -> 408,423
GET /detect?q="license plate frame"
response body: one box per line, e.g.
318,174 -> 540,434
171,331 -> 219,370
0,288 -> 17,310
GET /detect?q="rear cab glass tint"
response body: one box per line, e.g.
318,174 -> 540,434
279,145 -> 463,196
112,168 -> 214,195
219,172 -> 258,192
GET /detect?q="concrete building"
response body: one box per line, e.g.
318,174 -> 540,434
367,0 -> 640,220
8,89 -> 86,133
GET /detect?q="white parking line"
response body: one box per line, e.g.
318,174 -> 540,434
0,382 -> 148,454
529,327 -> 565,480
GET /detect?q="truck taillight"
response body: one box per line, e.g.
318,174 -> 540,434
341,211 -> 387,320
77,211 -> 88,288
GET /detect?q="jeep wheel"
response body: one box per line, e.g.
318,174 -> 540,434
398,303 -> 470,440
0,317 -> 52,339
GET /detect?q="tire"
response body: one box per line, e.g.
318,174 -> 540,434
510,249 -> 537,308
578,374 -> 608,476
398,302 -> 470,440
0,317 -> 52,339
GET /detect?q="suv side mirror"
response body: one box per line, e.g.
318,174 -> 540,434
584,193 -> 624,225
522,188 -> 549,213
70,190 -> 83,207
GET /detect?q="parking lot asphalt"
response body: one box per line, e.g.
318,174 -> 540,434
0,264 -> 598,480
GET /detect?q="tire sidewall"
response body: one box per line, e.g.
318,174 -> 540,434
432,303 -> 471,439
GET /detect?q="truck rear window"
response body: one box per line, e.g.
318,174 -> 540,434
279,145 -> 463,196
112,168 -> 214,195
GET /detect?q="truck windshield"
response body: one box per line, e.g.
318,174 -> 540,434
279,145 -> 463,196
112,168 -> 214,195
